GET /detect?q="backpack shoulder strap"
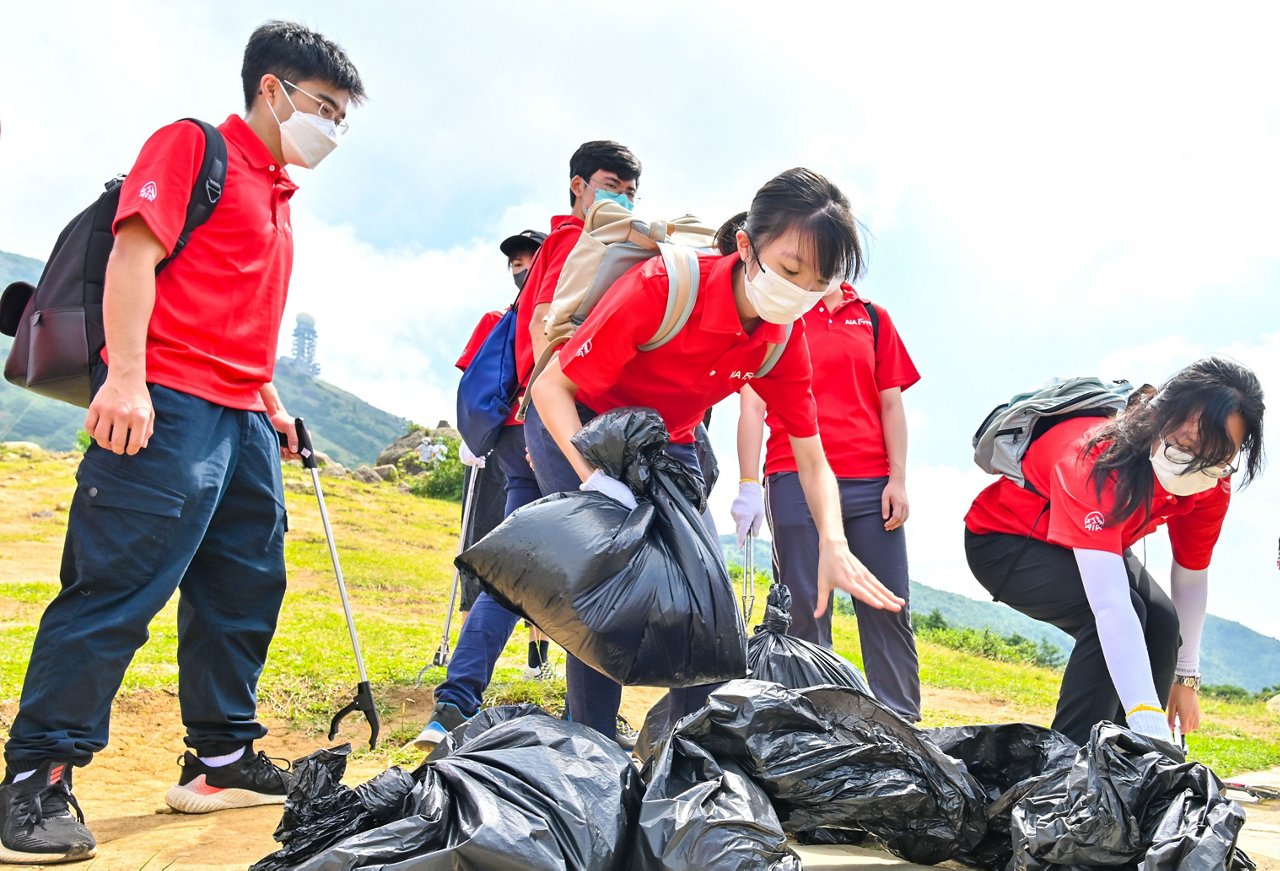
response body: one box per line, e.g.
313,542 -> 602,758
160,119 -> 227,269
638,243 -> 700,351
862,299 -> 880,349
756,322 -> 793,379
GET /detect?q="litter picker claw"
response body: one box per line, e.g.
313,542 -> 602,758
285,418 -> 380,750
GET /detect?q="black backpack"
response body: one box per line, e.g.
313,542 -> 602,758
0,118 -> 227,407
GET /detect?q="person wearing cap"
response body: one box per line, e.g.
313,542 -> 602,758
408,227 -> 554,749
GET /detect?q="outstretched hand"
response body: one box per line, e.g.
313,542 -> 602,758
815,542 -> 905,617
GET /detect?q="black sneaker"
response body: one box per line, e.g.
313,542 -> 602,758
0,761 -> 96,865
406,701 -> 470,751
164,748 -> 292,814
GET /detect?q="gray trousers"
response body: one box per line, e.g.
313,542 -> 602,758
764,472 -> 921,721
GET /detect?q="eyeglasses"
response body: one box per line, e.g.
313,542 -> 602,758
283,79 -> 349,134
587,177 -> 639,202
1162,442 -> 1238,479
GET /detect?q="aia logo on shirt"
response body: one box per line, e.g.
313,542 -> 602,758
139,181 -> 158,202
729,370 -> 755,381
1083,511 -> 1105,532
845,318 -> 872,327
575,339 -> 592,359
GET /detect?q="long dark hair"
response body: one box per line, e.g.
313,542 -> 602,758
714,168 -> 864,283
1085,357 -> 1265,523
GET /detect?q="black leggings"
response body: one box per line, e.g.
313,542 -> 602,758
964,530 -> 1179,746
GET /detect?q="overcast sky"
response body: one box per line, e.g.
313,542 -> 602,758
4,2 -> 1278,641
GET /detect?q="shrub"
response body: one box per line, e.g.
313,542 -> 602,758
403,434 -> 465,502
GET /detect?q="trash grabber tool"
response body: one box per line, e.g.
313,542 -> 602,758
742,531 -> 757,624
414,463 -> 482,684
287,418 -> 380,750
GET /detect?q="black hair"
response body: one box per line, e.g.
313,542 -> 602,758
714,212 -> 747,255
734,168 -> 864,284
1085,357 -> 1265,524
242,21 -> 366,111
568,140 -> 642,207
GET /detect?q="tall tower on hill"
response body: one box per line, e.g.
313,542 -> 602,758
292,312 -> 320,376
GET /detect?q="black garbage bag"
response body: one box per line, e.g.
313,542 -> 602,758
424,702 -> 545,761
458,462 -> 508,611
746,583 -> 873,696
928,723 -> 1078,870
1010,721 -> 1254,870
635,731 -> 802,871
672,679 -> 988,865
255,707 -> 643,870
457,408 -> 747,687
634,585 -> 874,764
251,745 -> 418,871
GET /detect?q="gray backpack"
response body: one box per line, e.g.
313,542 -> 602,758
972,377 -> 1136,490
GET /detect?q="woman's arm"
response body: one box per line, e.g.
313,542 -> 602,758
879,386 -> 909,531
791,433 -> 904,616
1073,547 -> 1170,741
1167,562 -> 1208,733
737,386 -> 767,480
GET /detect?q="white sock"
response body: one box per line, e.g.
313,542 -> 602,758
199,747 -> 246,768
12,769 -> 35,783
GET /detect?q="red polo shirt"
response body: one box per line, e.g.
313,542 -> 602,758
560,252 -> 818,444
456,309 -> 504,371
763,284 -> 919,478
110,115 -> 297,411
964,416 -> 1230,569
505,214 -> 584,426
515,214 -> 584,387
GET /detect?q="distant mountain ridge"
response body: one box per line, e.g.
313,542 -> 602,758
720,534 -> 1280,692
0,248 -> 407,466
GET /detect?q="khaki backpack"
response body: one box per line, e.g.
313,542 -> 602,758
517,199 -> 790,420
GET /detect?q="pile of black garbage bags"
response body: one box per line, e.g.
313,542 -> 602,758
254,411 -> 1255,868
255,592 -> 1255,869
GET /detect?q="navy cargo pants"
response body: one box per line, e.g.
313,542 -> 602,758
4,380 -> 287,769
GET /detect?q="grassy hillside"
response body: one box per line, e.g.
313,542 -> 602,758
722,534 -> 1280,692
1,248 -> 407,466
2,445 -> 1277,777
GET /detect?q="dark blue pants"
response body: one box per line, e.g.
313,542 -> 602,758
765,472 -> 921,721
524,404 -> 716,740
5,384 -> 287,769
433,424 -> 542,715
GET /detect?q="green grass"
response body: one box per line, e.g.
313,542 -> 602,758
3,451 -> 1279,777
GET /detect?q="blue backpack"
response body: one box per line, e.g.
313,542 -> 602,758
455,302 -> 521,456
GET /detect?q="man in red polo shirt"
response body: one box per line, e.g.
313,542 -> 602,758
411,142 -> 644,751
0,22 -> 364,864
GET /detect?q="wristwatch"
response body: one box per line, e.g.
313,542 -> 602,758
1173,674 -> 1202,692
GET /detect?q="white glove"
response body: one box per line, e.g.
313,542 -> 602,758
730,480 -> 765,548
459,442 -> 486,468
1127,708 -> 1174,745
581,470 -> 638,510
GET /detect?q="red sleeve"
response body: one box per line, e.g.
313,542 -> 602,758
456,310 -> 504,371
113,121 -> 204,253
1167,481 -> 1231,570
559,259 -> 665,396
871,304 -> 921,392
1045,452 -> 1125,554
750,318 -> 819,439
527,228 -> 581,310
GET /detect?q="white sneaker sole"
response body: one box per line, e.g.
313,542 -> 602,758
164,783 -> 287,814
406,726 -> 445,752
0,844 -> 96,864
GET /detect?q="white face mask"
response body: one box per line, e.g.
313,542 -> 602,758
742,259 -> 826,325
269,88 -> 339,169
1150,446 -> 1222,496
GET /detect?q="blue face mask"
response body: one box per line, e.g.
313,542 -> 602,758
593,188 -> 635,212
